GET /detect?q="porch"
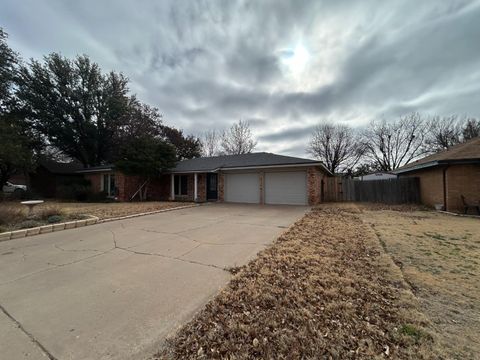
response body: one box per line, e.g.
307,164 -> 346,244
169,172 -> 220,203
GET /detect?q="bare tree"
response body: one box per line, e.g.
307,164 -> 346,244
308,122 -> 364,174
220,120 -> 257,155
425,115 -> 462,152
462,118 -> 480,141
362,113 -> 429,171
201,130 -> 220,157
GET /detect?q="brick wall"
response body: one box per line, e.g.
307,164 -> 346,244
218,173 -> 225,202
259,172 -> 265,204
197,174 -> 206,202
402,164 -> 480,212
403,167 -> 444,208
84,173 -> 102,192
446,164 -> 480,212
307,167 -> 323,205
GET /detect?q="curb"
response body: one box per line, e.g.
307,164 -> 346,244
0,203 -> 199,242
96,204 -> 199,224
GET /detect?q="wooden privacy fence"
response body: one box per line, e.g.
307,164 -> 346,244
323,177 -> 420,204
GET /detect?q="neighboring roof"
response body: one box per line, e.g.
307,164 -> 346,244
363,172 -> 397,177
172,152 -> 331,174
394,137 -> 480,174
76,164 -> 114,173
39,158 -> 84,174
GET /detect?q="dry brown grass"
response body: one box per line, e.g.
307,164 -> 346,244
0,201 -> 192,232
0,205 -> 25,232
156,205 -> 436,359
40,201 -> 193,219
360,206 -> 480,359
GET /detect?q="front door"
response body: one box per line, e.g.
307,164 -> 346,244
206,173 -> 218,200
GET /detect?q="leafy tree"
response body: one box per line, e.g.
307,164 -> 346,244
160,126 -> 202,160
221,120 -> 257,155
308,122 -> 364,174
0,28 -> 17,109
0,117 -> 35,187
462,118 -> 480,141
115,137 -> 176,200
0,28 -> 39,187
16,53 -> 132,167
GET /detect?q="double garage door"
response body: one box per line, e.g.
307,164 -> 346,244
224,171 -> 307,205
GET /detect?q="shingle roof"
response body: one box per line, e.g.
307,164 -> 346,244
395,137 -> 480,173
172,152 -> 328,173
76,164 -> 114,173
39,159 -> 84,174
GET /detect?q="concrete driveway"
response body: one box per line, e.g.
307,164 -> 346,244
0,203 -> 308,360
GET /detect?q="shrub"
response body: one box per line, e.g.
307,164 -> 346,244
18,219 -> 41,229
56,178 -> 92,201
39,206 -> 64,220
47,215 -> 63,224
57,183 -> 92,201
86,191 -> 109,203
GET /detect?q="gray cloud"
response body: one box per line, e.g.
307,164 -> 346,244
2,0 -> 480,157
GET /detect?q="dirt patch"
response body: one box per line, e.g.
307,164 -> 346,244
360,207 -> 480,359
156,205 -> 436,359
0,201 -> 193,232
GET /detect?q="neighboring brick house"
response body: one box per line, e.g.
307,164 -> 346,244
394,137 -> 480,213
77,153 -> 332,205
29,159 -> 84,198
77,165 -> 170,202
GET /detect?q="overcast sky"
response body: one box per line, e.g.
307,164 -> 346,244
2,0 -> 480,157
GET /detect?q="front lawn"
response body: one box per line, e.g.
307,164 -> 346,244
157,205 -> 436,359
0,201 -> 193,233
360,205 -> 480,359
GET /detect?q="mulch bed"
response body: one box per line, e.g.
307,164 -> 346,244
156,206 -> 437,359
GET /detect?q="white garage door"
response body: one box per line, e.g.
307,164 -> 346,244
265,171 -> 307,205
224,173 -> 260,203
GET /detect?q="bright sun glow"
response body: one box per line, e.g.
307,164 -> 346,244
282,44 -> 310,74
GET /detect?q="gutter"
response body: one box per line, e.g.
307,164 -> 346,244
76,167 -> 114,174
169,162 -> 332,175
394,158 -> 480,174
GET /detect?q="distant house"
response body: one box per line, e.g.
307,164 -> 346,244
77,153 -> 332,205
356,172 -> 397,181
394,137 -> 480,212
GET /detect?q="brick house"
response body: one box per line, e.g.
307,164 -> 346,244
394,137 -> 480,212
77,153 -> 332,205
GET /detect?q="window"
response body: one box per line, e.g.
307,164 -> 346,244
174,175 -> 188,196
102,173 -> 116,197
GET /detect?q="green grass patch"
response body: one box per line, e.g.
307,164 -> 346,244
400,324 -> 426,343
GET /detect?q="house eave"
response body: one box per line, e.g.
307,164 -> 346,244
169,162 -> 332,175
76,167 -> 114,174
394,158 -> 480,174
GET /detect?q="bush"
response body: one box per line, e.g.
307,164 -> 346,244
57,184 -> 91,201
47,215 -> 63,224
18,219 -> 41,229
86,191 -> 109,203
39,206 -> 64,220
57,178 -> 92,201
